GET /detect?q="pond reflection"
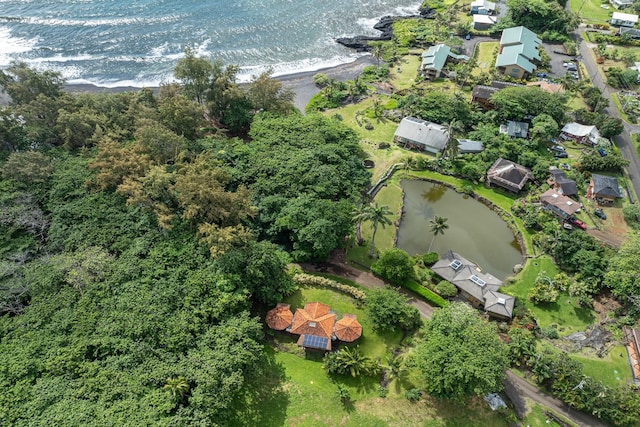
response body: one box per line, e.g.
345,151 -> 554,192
396,180 -> 522,280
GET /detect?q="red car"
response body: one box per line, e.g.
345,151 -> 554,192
567,217 -> 587,230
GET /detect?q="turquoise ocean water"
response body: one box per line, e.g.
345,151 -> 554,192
0,0 -> 421,86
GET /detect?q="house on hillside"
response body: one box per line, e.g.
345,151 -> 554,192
471,81 -> 523,110
266,301 -> 362,351
500,120 -> 529,138
487,158 -> 533,192
470,0 -> 496,15
619,26 -> 640,39
431,251 -> 514,320
394,117 -> 449,154
549,167 -> 578,197
611,12 -> 639,27
421,44 -> 469,80
473,14 -> 497,30
526,80 -> 565,94
611,0 -> 633,9
456,139 -> 484,153
540,189 -> 582,219
496,26 -> 541,79
560,122 -> 602,146
587,174 -> 622,204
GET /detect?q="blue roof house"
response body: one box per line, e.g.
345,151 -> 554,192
495,26 -> 541,79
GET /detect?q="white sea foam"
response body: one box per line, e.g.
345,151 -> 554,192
0,26 -> 38,66
23,14 -> 182,27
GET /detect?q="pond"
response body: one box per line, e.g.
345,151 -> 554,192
396,180 -> 522,280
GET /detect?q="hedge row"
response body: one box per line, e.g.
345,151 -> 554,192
401,280 -> 449,308
293,273 -> 367,303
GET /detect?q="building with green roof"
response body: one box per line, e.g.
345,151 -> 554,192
495,26 -> 541,79
421,44 -> 469,80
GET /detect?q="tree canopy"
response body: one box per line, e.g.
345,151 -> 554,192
412,303 -> 509,400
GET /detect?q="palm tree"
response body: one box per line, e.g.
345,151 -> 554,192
444,120 -> 462,159
365,203 -> 393,258
351,203 -> 368,246
163,376 -> 190,402
427,216 -> 449,252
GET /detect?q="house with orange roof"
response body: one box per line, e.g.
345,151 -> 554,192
265,301 -> 362,351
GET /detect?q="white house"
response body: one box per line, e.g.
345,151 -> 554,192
610,0 -> 633,9
611,11 -> 639,27
560,122 -> 602,146
470,0 -> 496,15
473,14 -> 497,30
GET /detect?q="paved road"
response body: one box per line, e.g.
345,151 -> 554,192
576,26 -> 640,203
302,260 -> 609,427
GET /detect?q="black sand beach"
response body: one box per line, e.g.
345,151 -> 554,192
63,55 -> 378,112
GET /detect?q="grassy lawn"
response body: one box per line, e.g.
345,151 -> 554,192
389,52 -> 422,91
570,0 -> 612,24
347,174 -> 405,267
252,285 -> 512,426
522,403 -> 577,427
502,256 -> 597,336
474,41 -> 499,76
570,345 -> 634,388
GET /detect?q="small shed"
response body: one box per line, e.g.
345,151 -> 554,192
473,14 -> 497,30
457,139 -> 484,153
470,0 -> 496,15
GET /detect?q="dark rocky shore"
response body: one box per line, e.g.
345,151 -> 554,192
335,7 -> 435,52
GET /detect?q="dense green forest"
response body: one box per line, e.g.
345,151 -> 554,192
0,59 -> 369,425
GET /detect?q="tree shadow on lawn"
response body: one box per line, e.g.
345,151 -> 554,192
228,347 -> 289,427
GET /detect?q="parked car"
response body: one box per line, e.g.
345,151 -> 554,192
563,222 -> 573,230
566,64 -> 577,71
550,145 -> 566,152
594,208 -> 607,220
567,216 -> 587,230
537,72 -> 548,78
465,34 -> 471,40
597,147 -> 607,157
554,152 -> 569,159
560,163 -> 571,170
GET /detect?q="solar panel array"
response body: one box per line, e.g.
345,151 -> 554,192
303,334 -> 328,349
470,274 -> 486,287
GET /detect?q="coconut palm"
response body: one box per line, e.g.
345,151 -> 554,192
444,120 -> 462,159
353,203 -> 393,257
163,376 -> 190,402
351,203 -> 368,246
428,216 -> 449,253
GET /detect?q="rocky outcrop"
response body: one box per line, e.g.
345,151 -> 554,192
335,7 -> 435,52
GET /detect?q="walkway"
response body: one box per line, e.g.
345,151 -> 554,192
301,258 -> 610,427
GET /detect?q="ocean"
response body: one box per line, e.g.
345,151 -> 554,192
0,0 -> 422,87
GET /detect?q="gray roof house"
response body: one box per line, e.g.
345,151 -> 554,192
589,173 -> 622,203
496,26 -> 541,79
431,251 -> 514,320
549,168 -> 578,197
500,120 -> 529,138
457,139 -> 484,153
393,117 -> 449,154
421,44 -> 470,80
487,158 -> 533,192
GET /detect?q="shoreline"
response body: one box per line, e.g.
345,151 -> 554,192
64,55 -> 378,112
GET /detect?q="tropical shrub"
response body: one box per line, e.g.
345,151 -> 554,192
293,273 -> 366,302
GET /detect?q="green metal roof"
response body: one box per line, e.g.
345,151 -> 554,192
495,26 -> 541,72
422,44 -> 451,72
